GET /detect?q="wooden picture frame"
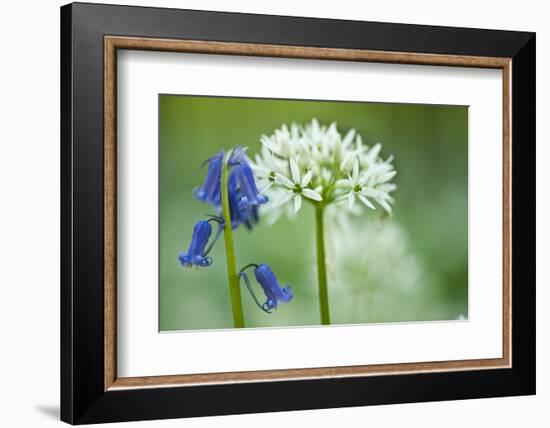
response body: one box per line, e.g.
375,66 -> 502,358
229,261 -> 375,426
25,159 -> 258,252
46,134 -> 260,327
61,2 -> 535,424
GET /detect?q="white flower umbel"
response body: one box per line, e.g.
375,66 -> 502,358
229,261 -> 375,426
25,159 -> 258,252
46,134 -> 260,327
250,118 -> 397,218
249,118 -> 397,326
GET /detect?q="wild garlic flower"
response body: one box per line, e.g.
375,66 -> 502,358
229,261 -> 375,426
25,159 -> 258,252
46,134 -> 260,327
250,119 -> 397,218
275,158 -> 322,212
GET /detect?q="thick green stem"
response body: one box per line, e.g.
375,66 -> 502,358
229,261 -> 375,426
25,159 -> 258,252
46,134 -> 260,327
221,153 -> 245,328
315,205 -> 331,325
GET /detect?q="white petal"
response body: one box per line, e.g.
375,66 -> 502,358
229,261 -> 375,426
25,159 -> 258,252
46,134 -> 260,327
280,139 -> 291,158
302,188 -> 323,201
263,141 -> 279,156
259,181 -> 275,194
332,194 -> 348,204
377,183 -> 397,193
378,170 -> 397,183
264,207 -> 283,225
289,158 -> 301,183
335,178 -> 351,189
342,129 -> 356,148
358,172 -> 371,186
311,118 -> 320,134
362,187 -> 386,199
301,170 -> 313,187
352,159 -> 359,183
355,134 -> 364,149
322,168 -> 332,182
260,135 -> 273,148
340,152 -> 356,172
311,165 -> 320,180
290,123 -> 300,139
358,193 -> 376,209
293,194 -> 303,212
377,198 -> 393,215
347,192 -> 356,209
275,173 -> 294,188
367,143 -> 382,162
272,192 -> 293,207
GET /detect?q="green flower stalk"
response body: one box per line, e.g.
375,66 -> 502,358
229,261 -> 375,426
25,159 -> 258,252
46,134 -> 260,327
220,151 -> 245,328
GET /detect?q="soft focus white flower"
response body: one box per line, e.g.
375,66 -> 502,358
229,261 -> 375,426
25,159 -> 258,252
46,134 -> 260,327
250,118 -> 397,221
325,218 -> 435,323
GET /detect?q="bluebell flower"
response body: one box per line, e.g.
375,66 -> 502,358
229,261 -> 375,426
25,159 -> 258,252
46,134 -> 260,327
228,171 -> 259,230
254,264 -> 293,311
238,263 -> 293,313
193,151 -> 224,207
250,204 -> 259,224
227,146 -> 247,166
193,147 -> 267,230
231,163 -> 268,209
178,220 -> 216,268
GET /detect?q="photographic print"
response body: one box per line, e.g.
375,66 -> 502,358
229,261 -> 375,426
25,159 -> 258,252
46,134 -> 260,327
159,95 -> 468,331
62,7 -> 534,422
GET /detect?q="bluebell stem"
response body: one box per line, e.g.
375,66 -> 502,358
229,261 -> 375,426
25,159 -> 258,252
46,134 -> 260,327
178,220 -> 222,268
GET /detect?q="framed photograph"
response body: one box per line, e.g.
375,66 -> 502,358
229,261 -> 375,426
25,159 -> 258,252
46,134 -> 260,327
60,2 -> 535,424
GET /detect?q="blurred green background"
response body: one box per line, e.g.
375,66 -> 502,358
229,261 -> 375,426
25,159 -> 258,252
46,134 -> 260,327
159,95 -> 468,331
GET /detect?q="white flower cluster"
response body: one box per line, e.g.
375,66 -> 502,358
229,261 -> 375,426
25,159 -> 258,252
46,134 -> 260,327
250,118 -> 397,221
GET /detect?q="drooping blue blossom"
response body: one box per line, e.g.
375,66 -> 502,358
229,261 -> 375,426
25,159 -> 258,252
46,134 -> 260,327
193,151 -> 224,207
227,172 -> 261,230
178,220 -> 218,268
238,263 -> 293,313
231,163 -> 268,209
250,204 -> 259,224
227,145 -> 248,166
193,147 -> 267,231
228,173 -> 249,229
227,147 -> 267,225
254,264 -> 293,311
